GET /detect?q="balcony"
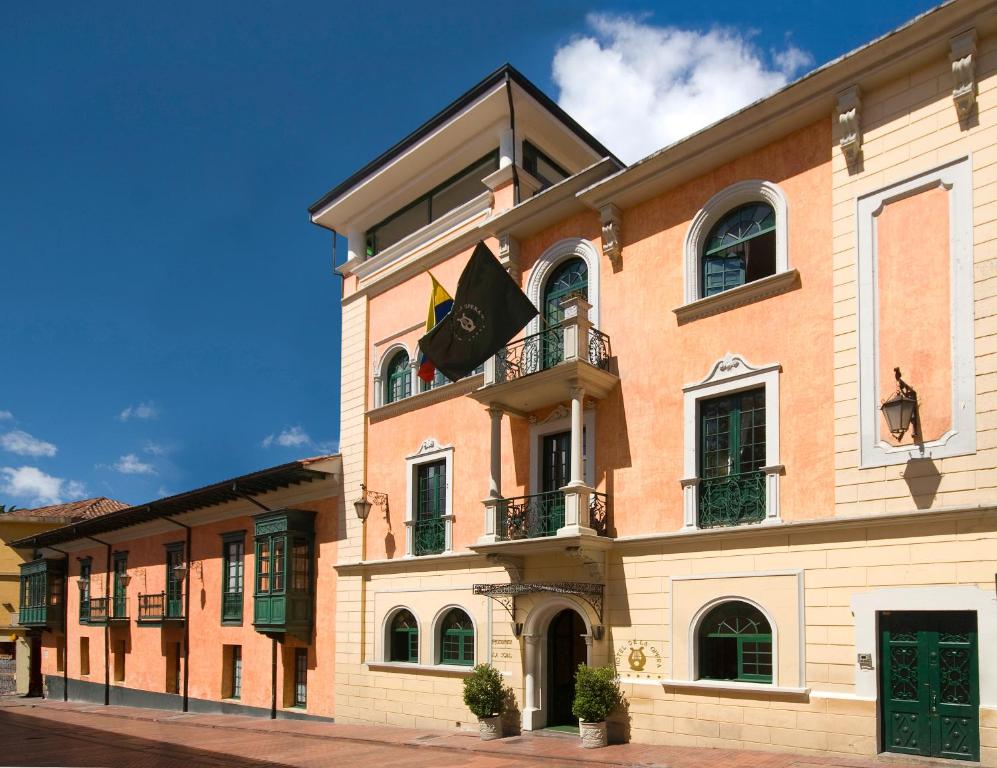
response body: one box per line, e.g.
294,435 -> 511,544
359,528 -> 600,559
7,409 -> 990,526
496,490 -> 609,540
86,597 -> 109,625
137,592 -> 184,624
470,295 -> 618,414
697,470 -> 766,529
222,592 -> 243,624
18,558 -> 65,631
413,516 -> 446,556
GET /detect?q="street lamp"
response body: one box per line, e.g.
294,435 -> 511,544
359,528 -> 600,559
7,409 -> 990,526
354,483 -> 388,521
881,367 -> 921,442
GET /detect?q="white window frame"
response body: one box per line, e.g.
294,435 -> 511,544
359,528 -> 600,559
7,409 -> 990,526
678,180 -> 793,319
856,156 -> 975,467
524,237 -> 600,336
681,354 -> 782,529
431,604 -> 477,668
405,438 -> 454,556
374,343 -> 413,408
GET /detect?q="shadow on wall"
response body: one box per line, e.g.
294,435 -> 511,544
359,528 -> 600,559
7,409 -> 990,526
902,457 -> 941,510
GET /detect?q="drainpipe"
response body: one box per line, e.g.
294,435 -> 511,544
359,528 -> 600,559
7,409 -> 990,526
86,537 -> 112,707
504,71 -> 520,206
270,637 -> 278,719
162,517 -> 191,713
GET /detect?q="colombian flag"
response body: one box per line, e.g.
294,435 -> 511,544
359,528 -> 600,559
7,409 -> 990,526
417,274 -> 454,382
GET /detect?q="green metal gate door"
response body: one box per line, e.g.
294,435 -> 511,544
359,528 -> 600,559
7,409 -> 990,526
881,611 -> 979,761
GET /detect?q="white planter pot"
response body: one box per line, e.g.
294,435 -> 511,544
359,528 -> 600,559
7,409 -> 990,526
478,715 -> 502,741
579,720 -> 607,749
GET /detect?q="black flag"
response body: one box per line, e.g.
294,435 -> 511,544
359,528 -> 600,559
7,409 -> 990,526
419,241 -> 538,381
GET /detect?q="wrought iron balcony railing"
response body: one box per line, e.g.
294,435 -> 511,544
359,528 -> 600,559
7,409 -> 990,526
138,592 -> 184,622
697,470 -> 766,529
413,516 -> 446,556
493,327 -> 611,384
87,597 -> 109,624
222,592 -> 243,623
112,595 -> 128,620
496,490 -> 609,541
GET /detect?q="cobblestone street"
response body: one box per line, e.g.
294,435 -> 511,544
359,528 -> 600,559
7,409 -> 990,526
0,698 -> 931,768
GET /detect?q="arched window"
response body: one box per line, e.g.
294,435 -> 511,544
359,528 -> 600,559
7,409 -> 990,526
384,351 -> 411,404
702,203 -> 776,297
389,609 -> 418,663
420,367 -> 448,392
542,257 -> 588,329
698,600 -> 772,683
438,608 -> 474,666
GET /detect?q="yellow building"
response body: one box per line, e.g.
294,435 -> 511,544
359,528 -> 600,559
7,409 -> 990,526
1,498 -> 125,695
309,0 -> 997,763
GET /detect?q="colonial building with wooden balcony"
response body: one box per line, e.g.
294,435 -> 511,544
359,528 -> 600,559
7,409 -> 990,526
12,457 -> 341,720
313,3 -> 997,763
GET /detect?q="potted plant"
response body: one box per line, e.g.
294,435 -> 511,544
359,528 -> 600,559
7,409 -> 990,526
462,663 -> 506,740
572,664 -> 623,749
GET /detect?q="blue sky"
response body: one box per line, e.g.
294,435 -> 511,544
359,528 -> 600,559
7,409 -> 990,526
1,1 -> 938,507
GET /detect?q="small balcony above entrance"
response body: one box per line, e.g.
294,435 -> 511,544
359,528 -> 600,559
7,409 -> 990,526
469,296 -> 618,414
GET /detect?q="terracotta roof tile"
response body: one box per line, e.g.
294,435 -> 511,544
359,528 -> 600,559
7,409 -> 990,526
2,497 -> 129,522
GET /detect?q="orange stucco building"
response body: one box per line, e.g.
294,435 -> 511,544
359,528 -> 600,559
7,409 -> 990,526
310,0 -> 997,763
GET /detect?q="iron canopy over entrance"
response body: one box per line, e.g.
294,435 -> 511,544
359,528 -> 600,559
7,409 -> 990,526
472,581 -> 604,626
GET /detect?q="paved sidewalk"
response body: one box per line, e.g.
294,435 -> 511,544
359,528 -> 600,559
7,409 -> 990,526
0,697 -> 926,768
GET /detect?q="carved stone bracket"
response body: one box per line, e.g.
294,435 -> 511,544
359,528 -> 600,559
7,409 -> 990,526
498,234 -> 521,282
486,553 -> 524,582
950,29 -> 977,121
564,545 -> 605,581
836,86 -> 862,164
600,204 -> 622,272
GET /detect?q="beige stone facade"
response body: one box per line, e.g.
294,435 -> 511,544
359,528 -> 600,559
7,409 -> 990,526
312,2 -> 997,764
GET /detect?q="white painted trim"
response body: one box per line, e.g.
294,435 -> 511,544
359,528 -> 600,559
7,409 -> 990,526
661,679 -> 809,696
523,237 -> 600,337
856,155 -> 976,467
688,595 -> 782,686
365,662 -> 474,675
528,406 -> 596,493
682,180 -> 790,304
372,585 -> 476,595
682,353 -> 782,528
811,691 -> 877,701
404,439 -> 455,556
380,605 -> 421,664
850,586 -> 997,706
430,604 -> 478,666
374,343 -> 411,409
672,569 -> 802,581
520,597 -> 595,731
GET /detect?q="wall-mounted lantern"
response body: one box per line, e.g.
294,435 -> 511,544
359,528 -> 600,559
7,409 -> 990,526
881,367 -> 921,441
172,562 -> 189,581
119,573 -> 132,588
354,483 -> 389,522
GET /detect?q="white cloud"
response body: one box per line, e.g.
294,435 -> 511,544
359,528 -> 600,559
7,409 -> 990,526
112,453 -> 156,475
0,429 -> 57,458
261,426 -> 312,449
1,466 -> 86,505
0,411 -> 12,421
552,14 -> 814,163
143,441 -> 167,456
119,402 -> 158,422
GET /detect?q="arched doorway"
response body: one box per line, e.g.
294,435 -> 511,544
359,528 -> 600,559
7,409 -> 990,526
546,608 -> 587,727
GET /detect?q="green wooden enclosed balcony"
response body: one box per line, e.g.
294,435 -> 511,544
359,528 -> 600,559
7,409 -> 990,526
18,558 -> 66,630
252,509 -> 315,640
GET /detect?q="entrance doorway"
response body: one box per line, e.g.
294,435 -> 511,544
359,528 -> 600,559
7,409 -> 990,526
27,635 -> 42,697
880,611 -> 979,761
546,609 -> 586,728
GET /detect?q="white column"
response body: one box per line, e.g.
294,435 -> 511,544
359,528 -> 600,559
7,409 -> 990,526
522,633 -> 542,730
409,358 -> 420,397
346,227 -> 365,262
570,386 -> 584,485
499,127 -> 515,169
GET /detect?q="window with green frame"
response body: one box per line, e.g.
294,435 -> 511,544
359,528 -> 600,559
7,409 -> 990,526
385,351 -> 411,404
702,202 -> 776,297
414,460 -> 446,556
389,609 -> 418,663
78,557 -> 92,623
523,140 -> 569,191
221,532 -> 245,624
293,648 -> 307,707
165,544 -> 185,619
698,387 -> 766,528
365,151 -> 499,257
439,608 -> 474,666
252,510 -> 315,638
419,367 -> 448,392
112,552 -> 128,619
697,600 -> 772,683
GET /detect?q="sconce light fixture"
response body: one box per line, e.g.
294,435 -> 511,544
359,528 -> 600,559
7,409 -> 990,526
512,622 -> 523,637
354,483 -> 389,522
76,576 -> 88,593
172,562 -> 189,581
592,625 -> 605,641
880,367 -> 921,441
119,573 -> 132,588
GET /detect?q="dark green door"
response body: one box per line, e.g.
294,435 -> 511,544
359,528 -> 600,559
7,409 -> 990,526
540,432 -> 570,535
881,611 -> 979,761
547,609 -> 586,728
